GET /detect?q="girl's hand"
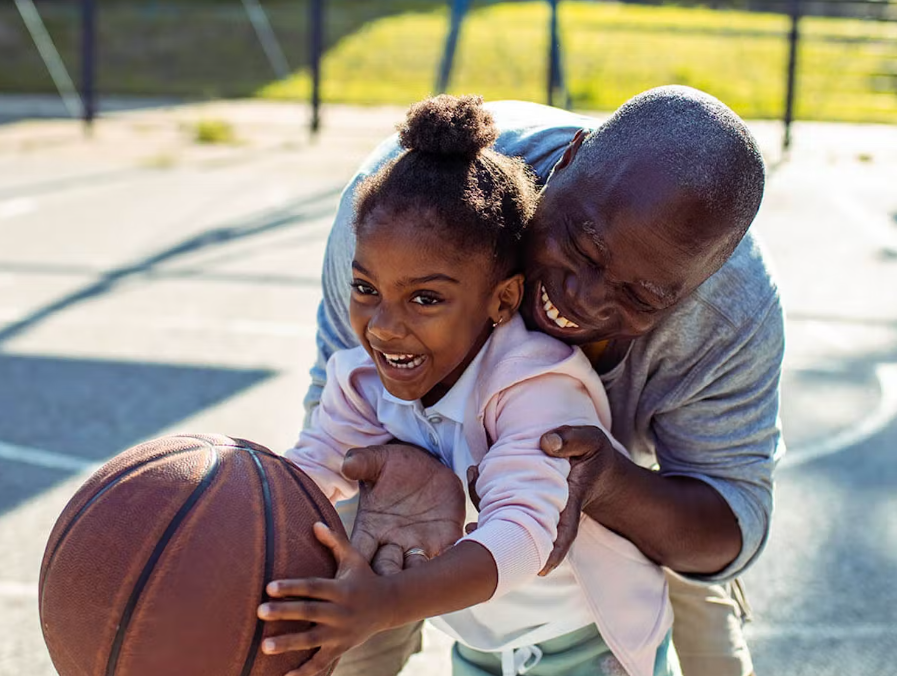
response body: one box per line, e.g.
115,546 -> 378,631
257,522 -> 394,676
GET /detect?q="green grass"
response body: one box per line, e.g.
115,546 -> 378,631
191,118 -> 239,144
260,2 -> 897,123
2,1 -> 895,122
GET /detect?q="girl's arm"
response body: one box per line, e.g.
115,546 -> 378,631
285,350 -> 393,503
258,522 -> 496,676
260,373 -> 607,676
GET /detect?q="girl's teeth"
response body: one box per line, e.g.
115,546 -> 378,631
382,352 -> 426,369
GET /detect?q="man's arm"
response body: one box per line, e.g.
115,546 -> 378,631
546,430 -> 744,575
303,175 -> 364,427
544,295 -> 785,580
303,137 -> 405,426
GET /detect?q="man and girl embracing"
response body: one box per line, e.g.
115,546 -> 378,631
259,86 -> 783,676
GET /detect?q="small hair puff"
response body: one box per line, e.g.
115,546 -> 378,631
398,94 -> 498,157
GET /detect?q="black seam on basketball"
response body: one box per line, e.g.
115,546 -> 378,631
227,446 -> 330,525
282,464 -> 329,524
39,442 -> 213,602
240,449 -> 276,676
105,446 -> 221,676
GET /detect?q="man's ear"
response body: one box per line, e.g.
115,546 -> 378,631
490,273 -> 525,326
551,129 -> 587,176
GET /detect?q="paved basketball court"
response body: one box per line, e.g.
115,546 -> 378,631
1,98 -> 896,676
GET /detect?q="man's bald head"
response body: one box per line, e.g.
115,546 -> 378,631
552,85 -> 766,270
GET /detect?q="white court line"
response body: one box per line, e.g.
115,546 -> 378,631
782,363 -> 897,470
0,308 -> 317,339
0,441 -> 99,473
746,623 -> 897,640
0,581 -> 38,599
0,198 -> 36,221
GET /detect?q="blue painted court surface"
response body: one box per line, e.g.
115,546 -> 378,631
1,101 -> 895,676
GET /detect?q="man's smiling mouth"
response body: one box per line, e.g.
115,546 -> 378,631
540,284 -> 579,329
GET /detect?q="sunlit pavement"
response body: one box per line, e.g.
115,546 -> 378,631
1,98 -> 895,676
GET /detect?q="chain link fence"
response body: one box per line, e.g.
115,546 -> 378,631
1,0 -> 895,124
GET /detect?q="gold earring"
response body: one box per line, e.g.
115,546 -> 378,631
492,317 -> 504,328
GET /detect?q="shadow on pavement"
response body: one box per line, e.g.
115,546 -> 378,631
0,184 -> 341,346
0,352 -> 274,516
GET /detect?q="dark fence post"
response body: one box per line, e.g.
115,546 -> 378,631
81,0 -> 96,134
783,0 -> 801,151
436,0 -> 470,93
547,0 -> 567,108
309,0 -> 323,135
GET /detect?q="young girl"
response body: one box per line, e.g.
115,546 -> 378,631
261,95 -> 678,676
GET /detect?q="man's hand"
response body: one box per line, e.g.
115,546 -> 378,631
464,425 -> 619,575
341,443 -> 466,576
537,425 -> 619,575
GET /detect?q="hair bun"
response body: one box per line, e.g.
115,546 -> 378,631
398,94 -> 498,157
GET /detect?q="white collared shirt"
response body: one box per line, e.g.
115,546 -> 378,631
372,339 -> 594,653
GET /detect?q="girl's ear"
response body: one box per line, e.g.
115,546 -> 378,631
490,273 -> 525,326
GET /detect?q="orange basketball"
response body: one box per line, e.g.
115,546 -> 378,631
38,433 -> 344,676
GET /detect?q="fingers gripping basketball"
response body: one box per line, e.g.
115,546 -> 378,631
39,433 -> 345,676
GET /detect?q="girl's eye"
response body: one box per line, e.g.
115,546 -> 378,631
351,281 -> 377,296
411,293 -> 441,306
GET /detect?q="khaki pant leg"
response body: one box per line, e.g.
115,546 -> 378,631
330,496 -> 424,676
331,621 -> 424,676
665,570 -> 754,676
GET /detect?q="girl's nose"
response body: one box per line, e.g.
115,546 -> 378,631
367,305 -> 407,342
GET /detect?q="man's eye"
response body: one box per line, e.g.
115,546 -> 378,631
411,293 -> 441,306
351,281 -> 377,296
626,289 -> 658,313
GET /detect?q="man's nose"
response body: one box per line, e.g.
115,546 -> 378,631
367,304 -> 407,342
565,269 -> 614,323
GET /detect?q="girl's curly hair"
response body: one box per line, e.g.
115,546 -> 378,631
354,94 -> 537,279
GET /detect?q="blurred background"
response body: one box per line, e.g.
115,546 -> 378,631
2,1 -> 897,675
3,0 -> 897,127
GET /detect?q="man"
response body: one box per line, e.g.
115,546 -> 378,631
302,86 -> 784,676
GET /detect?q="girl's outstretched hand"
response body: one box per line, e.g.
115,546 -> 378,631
258,522 -> 394,676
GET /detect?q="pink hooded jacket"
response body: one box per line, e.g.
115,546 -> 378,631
288,314 -> 673,676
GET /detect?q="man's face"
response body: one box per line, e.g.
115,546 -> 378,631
522,153 -> 718,345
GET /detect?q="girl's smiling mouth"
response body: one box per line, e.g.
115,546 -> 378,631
371,348 -> 430,386
380,351 -> 427,370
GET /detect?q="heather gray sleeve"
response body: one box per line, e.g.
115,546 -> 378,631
302,138 -> 404,428
302,176 -> 359,428
652,293 -> 785,583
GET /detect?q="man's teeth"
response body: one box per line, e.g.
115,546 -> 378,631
541,286 -> 579,329
382,352 -> 426,369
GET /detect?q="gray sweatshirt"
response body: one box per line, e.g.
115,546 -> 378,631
303,101 -> 786,583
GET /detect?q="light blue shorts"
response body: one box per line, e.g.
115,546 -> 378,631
451,625 -> 682,676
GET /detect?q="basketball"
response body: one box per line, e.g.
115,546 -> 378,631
38,433 -> 344,676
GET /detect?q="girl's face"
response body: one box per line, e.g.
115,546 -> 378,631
350,211 -> 519,406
